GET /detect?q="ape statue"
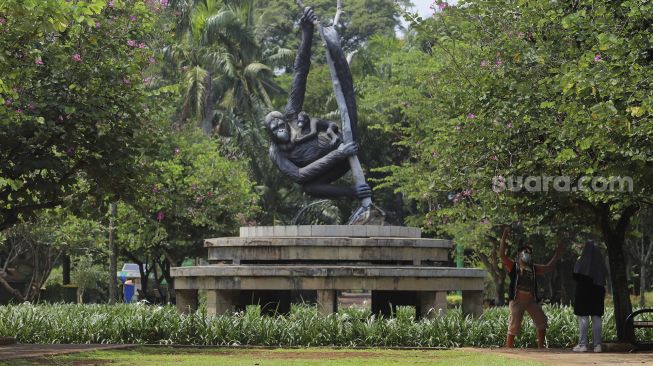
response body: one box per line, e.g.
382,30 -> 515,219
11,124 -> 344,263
264,7 -> 371,200
294,111 -> 340,148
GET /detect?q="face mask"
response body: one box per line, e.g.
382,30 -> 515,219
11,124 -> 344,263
521,252 -> 532,264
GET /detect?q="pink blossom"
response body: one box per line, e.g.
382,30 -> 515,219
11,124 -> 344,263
4,99 -> 11,106
127,40 -> 136,47
495,59 -> 503,66
156,211 -> 165,221
506,122 -> 513,129
108,1 -> 114,8
130,15 -> 137,22
174,148 -> 181,154
142,76 -> 153,85
490,154 -> 498,161
160,0 -> 168,7
467,113 -> 476,119
206,191 -> 213,197
35,57 -> 44,65
462,189 -> 472,197
480,60 -> 488,67
123,78 -> 131,85
71,53 -> 82,62
452,193 -> 461,204
138,43 -> 146,49
15,108 -> 23,114
148,57 -> 156,64
594,54 -> 602,62
27,103 -> 35,110
0,18 -> 6,25
152,185 -> 158,193
95,21 -> 101,28
437,2 -> 449,10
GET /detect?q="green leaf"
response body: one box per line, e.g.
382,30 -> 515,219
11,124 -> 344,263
555,148 -> 577,163
578,138 -> 592,150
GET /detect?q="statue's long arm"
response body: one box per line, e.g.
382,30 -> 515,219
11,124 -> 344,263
270,145 -> 345,184
284,24 -> 314,120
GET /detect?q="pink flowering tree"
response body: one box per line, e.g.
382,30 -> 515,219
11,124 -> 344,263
383,0 -> 653,340
0,0 -> 168,231
115,126 -> 258,296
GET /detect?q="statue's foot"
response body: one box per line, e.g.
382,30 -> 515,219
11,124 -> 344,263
347,203 -> 386,225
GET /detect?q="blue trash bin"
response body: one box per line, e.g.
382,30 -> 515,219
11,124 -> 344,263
123,283 -> 135,303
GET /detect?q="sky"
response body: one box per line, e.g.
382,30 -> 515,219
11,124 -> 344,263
400,1 -> 458,31
410,0 -> 435,18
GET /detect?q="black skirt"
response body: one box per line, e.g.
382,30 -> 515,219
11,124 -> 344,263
573,273 -> 606,316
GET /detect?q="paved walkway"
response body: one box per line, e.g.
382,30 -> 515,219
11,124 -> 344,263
0,344 -> 135,360
465,347 -> 653,366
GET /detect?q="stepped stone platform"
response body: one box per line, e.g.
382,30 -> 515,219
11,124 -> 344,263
171,225 -> 486,318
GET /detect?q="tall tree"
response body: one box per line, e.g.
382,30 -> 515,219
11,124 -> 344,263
383,0 -> 653,341
0,0 -> 167,231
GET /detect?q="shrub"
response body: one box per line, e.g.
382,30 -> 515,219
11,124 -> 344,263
0,303 -> 650,347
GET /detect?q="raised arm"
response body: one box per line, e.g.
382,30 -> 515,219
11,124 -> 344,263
535,242 -> 565,275
284,7 -> 316,121
499,227 -> 510,262
500,227 -> 514,272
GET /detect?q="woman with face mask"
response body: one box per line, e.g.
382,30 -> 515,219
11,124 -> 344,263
499,227 -> 565,348
572,240 -> 608,353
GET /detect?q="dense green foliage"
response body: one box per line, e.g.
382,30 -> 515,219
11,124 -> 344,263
378,0 -> 653,338
0,0 -> 167,230
4,303 -> 652,347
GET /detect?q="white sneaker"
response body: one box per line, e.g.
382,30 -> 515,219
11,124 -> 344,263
593,344 -> 602,353
572,344 -> 588,352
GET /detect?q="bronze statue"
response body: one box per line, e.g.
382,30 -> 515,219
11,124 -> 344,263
264,7 -> 370,201
265,5 -> 384,224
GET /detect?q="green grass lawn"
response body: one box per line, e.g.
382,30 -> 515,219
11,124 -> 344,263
4,347 -> 544,366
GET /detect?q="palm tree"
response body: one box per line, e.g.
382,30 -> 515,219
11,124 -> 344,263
167,0 -> 291,136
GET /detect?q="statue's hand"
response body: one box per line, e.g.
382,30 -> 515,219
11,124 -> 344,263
354,184 -> 372,199
330,136 -> 341,149
337,142 -> 358,157
300,7 -> 316,29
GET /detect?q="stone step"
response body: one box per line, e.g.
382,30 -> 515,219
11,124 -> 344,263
239,225 -> 421,238
206,237 -> 450,264
171,265 -> 485,292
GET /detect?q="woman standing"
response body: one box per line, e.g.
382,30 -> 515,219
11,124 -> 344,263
572,240 -> 608,353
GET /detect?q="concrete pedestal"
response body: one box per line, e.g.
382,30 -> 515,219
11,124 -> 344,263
316,290 -> 337,316
461,290 -> 484,317
419,291 -> 448,318
175,289 -> 198,314
172,226 -> 487,317
207,290 -> 237,315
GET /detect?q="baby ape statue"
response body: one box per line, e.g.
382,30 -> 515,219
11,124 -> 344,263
264,7 -> 370,201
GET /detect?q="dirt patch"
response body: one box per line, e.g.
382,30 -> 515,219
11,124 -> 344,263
0,344 -> 134,361
210,350 -> 386,359
463,347 -> 653,366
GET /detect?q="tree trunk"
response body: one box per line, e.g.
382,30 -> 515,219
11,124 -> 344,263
62,254 -> 71,285
108,203 -> 118,304
599,204 -> 637,342
494,275 -> 506,306
641,265 -> 647,308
